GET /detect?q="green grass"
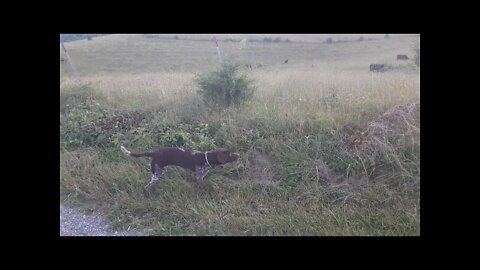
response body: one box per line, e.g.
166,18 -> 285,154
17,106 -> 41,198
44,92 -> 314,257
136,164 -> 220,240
60,34 -> 420,236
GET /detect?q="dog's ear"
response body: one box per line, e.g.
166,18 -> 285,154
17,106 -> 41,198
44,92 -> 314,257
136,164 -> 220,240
216,149 -> 229,164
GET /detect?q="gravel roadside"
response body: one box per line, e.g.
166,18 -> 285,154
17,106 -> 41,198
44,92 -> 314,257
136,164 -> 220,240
60,204 -> 142,236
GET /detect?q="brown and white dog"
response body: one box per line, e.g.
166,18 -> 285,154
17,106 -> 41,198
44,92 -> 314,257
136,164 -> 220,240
121,146 -> 240,196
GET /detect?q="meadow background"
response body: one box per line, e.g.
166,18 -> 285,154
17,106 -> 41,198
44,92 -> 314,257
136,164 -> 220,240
60,34 -> 420,236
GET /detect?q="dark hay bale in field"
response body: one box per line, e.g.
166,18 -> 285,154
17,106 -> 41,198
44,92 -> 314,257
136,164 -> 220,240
369,64 -> 385,72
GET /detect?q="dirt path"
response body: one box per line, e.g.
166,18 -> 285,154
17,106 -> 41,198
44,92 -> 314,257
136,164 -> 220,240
60,204 -> 142,236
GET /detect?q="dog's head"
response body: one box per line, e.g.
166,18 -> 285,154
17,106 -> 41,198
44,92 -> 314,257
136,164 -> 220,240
215,148 -> 240,164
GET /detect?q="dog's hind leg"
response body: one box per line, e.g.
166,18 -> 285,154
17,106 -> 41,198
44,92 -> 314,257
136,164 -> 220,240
143,164 -> 166,197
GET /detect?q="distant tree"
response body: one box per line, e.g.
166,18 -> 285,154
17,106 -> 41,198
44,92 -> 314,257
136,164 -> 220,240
274,37 -> 282,43
358,36 -> 364,41
326,37 -> 333,44
174,35 -> 179,40
385,34 -> 390,38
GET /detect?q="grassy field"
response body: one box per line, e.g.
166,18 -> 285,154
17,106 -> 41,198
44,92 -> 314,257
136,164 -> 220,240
60,34 -> 420,236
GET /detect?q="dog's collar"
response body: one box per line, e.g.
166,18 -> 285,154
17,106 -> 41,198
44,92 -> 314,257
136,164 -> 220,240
204,151 -> 212,167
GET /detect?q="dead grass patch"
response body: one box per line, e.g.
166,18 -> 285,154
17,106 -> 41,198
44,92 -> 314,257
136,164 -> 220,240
235,150 -> 278,186
343,102 -> 420,153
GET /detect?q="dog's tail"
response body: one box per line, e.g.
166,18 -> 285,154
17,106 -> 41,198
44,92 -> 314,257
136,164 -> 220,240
120,146 -> 154,158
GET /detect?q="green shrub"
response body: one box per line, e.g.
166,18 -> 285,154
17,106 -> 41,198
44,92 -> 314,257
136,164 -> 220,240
153,123 -> 216,150
60,107 -> 104,149
196,62 -> 255,108
60,105 -> 219,151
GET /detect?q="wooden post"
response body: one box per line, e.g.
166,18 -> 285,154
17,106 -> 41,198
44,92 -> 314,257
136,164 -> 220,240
61,41 -> 79,77
213,36 -> 222,63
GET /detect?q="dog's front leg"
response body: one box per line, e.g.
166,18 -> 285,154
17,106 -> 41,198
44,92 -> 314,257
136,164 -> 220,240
194,166 -> 210,187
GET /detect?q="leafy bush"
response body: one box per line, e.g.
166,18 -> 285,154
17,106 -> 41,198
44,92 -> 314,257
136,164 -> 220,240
60,102 -> 219,151
196,62 -> 255,108
60,107 -> 104,149
145,123 -> 214,150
